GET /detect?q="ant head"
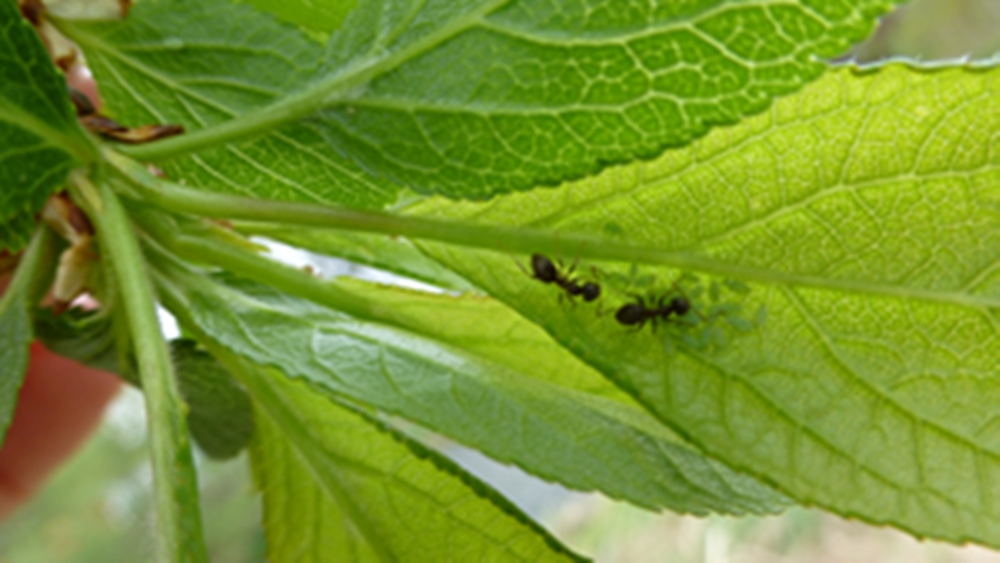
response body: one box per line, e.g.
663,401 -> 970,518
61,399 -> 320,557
615,303 -> 645,326
582,282 -> 600,302
670,297 -> 691,316
530,253 -> 558,282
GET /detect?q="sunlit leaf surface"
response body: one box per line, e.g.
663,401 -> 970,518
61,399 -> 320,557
409,65 -> 1000,547
175,273 -> 788,516
247,363 -> 583,562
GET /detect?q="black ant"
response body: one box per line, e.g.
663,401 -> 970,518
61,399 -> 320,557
525,253 -> 601,302
615,293 -> 692,330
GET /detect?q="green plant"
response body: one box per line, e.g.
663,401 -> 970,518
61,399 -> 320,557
5,0 -> 999,560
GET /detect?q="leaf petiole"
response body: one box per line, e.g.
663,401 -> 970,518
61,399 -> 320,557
109,150 -> 1000,310
70,174 -> 209,563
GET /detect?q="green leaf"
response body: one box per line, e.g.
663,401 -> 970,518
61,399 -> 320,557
0,296 -> 33,437
58,0 -> 400,210
0,1 -> 94,247
251,399 -> 380,563
170,339 -> 255,460
0,211 -> 36,253
408,65 -> 1000,547
67,0 -> 899,200
240,0 -> 357,37
163,265 -> 787,516
0,227 -> 55,446
237,355 -> 583,562
34,310 -> 256,459
34,308 -> 123,376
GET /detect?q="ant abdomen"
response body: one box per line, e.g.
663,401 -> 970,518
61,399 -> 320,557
615,303 -> 646,326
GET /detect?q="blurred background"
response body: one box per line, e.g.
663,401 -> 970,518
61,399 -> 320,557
5,0 -> 1000,561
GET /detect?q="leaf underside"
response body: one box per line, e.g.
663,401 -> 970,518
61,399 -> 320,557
0,228 -> 54,448
409,65 -> 1000,547
248,363 -> 583,562
64,0 -> 400,210
69,0 -> 900,201
170,339 -> 255,460
241,0 -> 358,37
0,1 -> 88,250
178,273 -> 788,517
0,212 -> 37,253
0,295 -> 32,443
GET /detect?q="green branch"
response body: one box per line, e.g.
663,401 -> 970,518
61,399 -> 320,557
135,207 -> 376,323
72,174 -> 208,563
109,150 -> 1000,310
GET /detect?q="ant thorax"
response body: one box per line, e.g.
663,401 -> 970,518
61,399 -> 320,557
530,253 -> 558,283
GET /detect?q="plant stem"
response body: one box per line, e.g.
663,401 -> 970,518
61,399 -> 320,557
138,210 -> 378,322
107,147 -> 714,264
73,175 -> 208,563
109,150 -> 1000,309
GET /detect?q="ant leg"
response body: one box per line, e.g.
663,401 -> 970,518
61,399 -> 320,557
623,318 -> 645,333
513,256 -> 531,278
566,254 -> 579,277
498,240 -> 533,279
670,280 -> 685,298
566,241 -> 587,277
550,231 -> 564,271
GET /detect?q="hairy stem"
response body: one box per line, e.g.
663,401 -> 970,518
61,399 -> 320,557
137,209 -> 377,322
72,174 -> 208,563
110,150 -> 999,310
